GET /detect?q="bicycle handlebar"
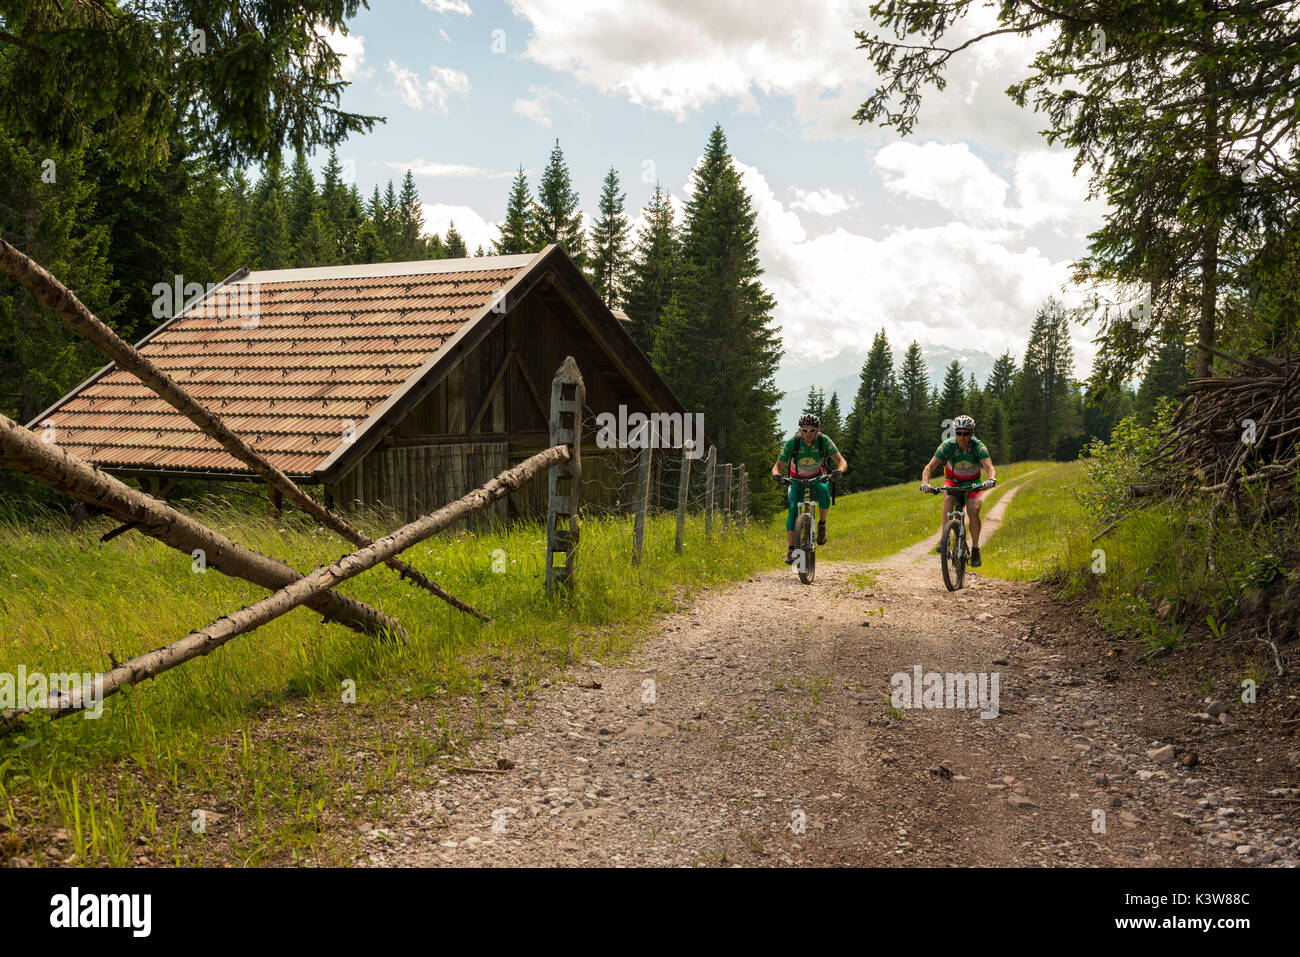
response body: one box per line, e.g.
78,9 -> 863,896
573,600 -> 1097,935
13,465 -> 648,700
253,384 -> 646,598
775,472 -> 841,486
921,481 -> 995,494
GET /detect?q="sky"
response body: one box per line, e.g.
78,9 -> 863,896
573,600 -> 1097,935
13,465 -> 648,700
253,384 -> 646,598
317,0 -> 1112,421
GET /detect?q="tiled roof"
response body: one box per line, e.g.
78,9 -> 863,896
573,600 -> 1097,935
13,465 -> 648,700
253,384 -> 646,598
33,255 -> 536,476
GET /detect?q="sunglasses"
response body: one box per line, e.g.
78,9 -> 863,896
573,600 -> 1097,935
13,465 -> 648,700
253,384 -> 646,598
800,427 -> 817,433
956,430 -> 972,436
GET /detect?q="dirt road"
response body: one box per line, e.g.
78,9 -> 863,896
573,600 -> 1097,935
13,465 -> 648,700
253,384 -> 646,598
359,486 -> 1299,867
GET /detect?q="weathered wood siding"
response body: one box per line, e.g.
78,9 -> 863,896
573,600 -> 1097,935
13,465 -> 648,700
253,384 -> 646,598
330,274 -> 663,524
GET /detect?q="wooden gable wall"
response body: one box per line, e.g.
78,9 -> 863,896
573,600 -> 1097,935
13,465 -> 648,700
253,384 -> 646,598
328,276 -> 654,522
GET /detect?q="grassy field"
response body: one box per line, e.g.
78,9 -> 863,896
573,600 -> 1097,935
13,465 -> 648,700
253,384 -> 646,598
802,460 -> 1047,562
978,460 -> 1088,581
0,459 -> 1063,865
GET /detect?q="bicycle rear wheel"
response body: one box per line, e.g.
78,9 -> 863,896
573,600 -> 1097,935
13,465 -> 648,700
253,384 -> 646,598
796,513 -> 815,584
940,518 -> 964,591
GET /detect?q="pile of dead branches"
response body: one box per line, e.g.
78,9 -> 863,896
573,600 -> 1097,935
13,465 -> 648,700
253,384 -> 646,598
1147,347 -> 1300,508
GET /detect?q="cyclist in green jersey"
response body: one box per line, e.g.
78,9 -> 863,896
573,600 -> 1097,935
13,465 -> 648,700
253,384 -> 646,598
920,414 -> 997,567
770,413 -> 847,564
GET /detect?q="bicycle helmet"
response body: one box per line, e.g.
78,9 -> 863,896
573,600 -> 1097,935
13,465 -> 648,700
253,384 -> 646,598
799,413 -> 820,429
953,414 -> 975,432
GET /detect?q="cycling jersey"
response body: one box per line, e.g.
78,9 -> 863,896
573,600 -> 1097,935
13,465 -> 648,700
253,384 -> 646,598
933,436 -> 990,488
779,433 -> 839,479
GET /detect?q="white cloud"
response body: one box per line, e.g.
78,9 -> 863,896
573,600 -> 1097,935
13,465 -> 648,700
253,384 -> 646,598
381,158 -> 514,179
439,28 -> 451,42
507,0 -> 1049,149
422,0 -> 473,14
386,61 -> 471,113
789,187 -> 857,217
877,142 -> 1013,227
512,85 -> 588,127
422,203 -> 499,254
723,158 -> 1097,378
319,26 -> 372,82
876,141 -> 1102,238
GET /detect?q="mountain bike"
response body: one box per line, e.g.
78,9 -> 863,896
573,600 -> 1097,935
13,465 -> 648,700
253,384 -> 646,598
922,481 -> 995,591
777,472 -> 837,585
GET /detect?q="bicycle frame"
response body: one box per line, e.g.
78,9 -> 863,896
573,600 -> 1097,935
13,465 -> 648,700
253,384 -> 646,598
942,489 -> 972,559
780,472 -> 835,585
924,481 -> 991,591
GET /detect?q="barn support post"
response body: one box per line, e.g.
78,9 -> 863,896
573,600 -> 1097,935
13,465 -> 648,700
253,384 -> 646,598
632,420 -> 656,565
546,357 -> 585,595
265,483 -> 282,517
704,445 -> 716,538
674,448 -> 691,554
721,463 -> 733,530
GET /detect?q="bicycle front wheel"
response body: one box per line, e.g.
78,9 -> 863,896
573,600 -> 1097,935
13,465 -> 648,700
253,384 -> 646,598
940,518 -> 964,591
796,513 -> 815,584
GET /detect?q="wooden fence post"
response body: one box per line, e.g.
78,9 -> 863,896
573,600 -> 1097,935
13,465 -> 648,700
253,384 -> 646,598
721,463 -> 733,530
674,449 -> 691,553
738,465 -> 748,527
546,357 -> 585,594
704,445 -> 717,538
632,420 -> 655,565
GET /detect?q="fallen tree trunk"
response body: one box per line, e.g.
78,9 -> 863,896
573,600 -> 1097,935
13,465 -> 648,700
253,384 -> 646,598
0,444 -> 569,732
0,413 -> 405,641
0,235 -> 489,622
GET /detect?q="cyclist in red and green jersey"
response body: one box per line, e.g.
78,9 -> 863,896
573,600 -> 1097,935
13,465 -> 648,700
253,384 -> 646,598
920,414 -> 997,567
770,413 -> 847,564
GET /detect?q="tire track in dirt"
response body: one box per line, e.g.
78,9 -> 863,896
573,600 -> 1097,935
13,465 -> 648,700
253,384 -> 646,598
361,479 -> 1259,867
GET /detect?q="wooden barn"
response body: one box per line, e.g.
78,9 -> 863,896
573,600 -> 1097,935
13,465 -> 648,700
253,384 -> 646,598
28,244 -> 696,522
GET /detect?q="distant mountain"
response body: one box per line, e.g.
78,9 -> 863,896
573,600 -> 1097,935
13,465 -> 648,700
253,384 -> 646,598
775,345 -> 1001,435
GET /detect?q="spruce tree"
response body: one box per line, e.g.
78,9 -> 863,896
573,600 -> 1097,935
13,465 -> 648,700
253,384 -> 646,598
843,329 -> 894,467
529,139 -> 586,267
1009,363 -> 1046,461
443,221 -> 467,258
179,160 -> 250,282
623,183 -> 679,354
287,149 -> 318,246
392,171 -> 426,261
822,392 -> 844,443
986,397 -> 1011,461
295,208 -> 335,266
0,137 -> 114,426
965,373 -> 986,434
857,380 -> 906,489
897,341 -> 933,477
939,360 -> 965,425
986,351 -> 1017,403
1015,298 -> 1081,458
339,184 -> 367,263
802,386 -> 826,419
378,180 -> 400,259
88,129 -> 190,341
252,161 -> 290,269
589,166 -> 630,306
1134,333 -> 1190,424
495,166 -> 532,254
653,124 -> 780,508
321,150 -> 361,263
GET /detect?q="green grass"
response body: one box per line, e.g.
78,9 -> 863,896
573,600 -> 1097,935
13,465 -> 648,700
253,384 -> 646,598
978,461 -> 1088,580
0,458 -> 1072,866
0,497 -> 768,865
